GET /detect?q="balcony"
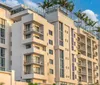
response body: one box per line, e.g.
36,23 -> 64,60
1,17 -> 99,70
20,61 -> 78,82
79,47 -> 86,53
78,54 -> 86,59
87,43 -> 91,47
93,45 -> 97,50
79,71 -> 86,76
79,78 -> 87,82
24,59 -> 44,66
78,63 -> 86,67
11,9 -> 31,21
78,40 -> 85,45
23,68 -> 44,79
88,65 -> 92,69
24,28 -> 43,35
88,73 -> 92,76
22,37 -> 46,46
23,47 -> 46,55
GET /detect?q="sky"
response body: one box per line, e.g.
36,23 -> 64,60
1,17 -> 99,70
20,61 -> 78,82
0,0 -> 100,23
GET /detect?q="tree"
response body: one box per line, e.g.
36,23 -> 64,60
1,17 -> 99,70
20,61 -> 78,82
51,0 -> 59,5
58,0 -> 68,7
38,0 -> 48,9
74,10 -> 86,27
46,0 -> 53,8
93,26 -> 100,32
28,83 -> 38,85
0,83 -> 4,85
53,83 -> 56,85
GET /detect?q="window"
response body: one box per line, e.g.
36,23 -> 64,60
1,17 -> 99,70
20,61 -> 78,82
0,48 -> 5,57
26,44 -> 31,49
60,50 -> 64,78
25,55 -> 31,63
49,69 -> 53,74
0,48 -> 5,71
0,18 -> 5,28
25,34 -> 31,39
0,28 -> 5,44
49,40 -> 53,45
49,49 -> 53,55
25,65 -> 31,74
49,30 -> 53,35
59,22 -> 63,46
25,24 -> 31,31
71,28 -> 74,50
72,54 -> 75,80
49,59 -> 53,64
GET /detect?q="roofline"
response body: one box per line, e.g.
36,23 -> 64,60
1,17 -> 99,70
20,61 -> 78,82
0,2 -> 12,10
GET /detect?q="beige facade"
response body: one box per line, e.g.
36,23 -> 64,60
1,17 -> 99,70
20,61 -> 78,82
46,8 -> 99,85
0,71 -> 28,85
11,5 -> 55,85
0,3 -> 100,85
0,3 -> 13,71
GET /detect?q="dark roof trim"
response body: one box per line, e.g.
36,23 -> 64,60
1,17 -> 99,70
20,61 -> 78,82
0,2 -> 12,10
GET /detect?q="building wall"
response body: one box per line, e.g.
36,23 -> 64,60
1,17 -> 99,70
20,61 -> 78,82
0,6 -> 13,71
46,9 -> 99,85
0,71 -> 28,85
11,9 -> 55,84
0,4 -> 100,85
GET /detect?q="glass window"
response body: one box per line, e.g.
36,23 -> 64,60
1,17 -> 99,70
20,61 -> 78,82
60,50 -> 64,78
49,59 -> 53,64
49,69 -> 53,74
49,30 -> 53,35
49,49 -> 53,55
25,24 -> 31,31
49,40 -> 53,45
0,48 -> 5,57
26,44 -> 31,49
59,22 -> 63,46
25,34 -> 31,39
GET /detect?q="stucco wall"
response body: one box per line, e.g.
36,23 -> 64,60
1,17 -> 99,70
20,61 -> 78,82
0,71 -> 28,85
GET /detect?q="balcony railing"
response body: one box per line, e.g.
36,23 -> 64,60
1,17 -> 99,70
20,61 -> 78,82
78,63 -> 86,67
88,73 -> 92,76
24,28 -> 43,35
78,40 -> 85,44
24,59 -> 44,66
79,79 -> 87,82
88,65 -> 92,69
25,68 -> 44,75
79,71 -> 86,75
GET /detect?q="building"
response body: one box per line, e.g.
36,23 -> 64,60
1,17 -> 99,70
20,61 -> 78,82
11,5 -> 55,85
46,7 -> 99,85
0,70 -> 28,85
0,3 -> 13,71
0,3 -> 100,85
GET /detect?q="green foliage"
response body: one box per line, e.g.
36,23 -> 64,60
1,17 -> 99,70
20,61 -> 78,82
39,0 -> 74,12
53,83 -> 56,85
0,83 -> 4,85
74,10 -> 97,28
28,83 -> 38,85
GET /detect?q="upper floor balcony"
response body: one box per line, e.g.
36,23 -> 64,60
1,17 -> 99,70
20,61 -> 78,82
23,47 -> 46,55
78,62 -> 86,68
88,72 -> 92,76
22,36 -> 46,46
23,66 -> 46,80
79,77 -> 87,82
24,27 -> 44,36
79,71 -> 87,76
24,58 -> 44,66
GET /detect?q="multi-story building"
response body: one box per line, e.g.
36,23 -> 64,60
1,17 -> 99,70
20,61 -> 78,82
0,3 -> 13,71
46,7 -> 99,85
11,5 -> 55,85
0,2 -> 100,85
